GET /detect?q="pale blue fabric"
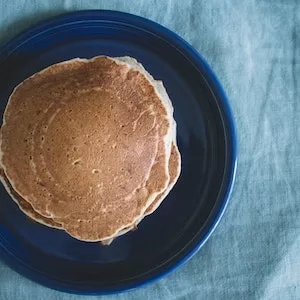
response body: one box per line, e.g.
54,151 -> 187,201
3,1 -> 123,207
0,1 -> 299,299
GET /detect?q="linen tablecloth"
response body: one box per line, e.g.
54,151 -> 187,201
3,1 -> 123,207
0,1 -> 299,299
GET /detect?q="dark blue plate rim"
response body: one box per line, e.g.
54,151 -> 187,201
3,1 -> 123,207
0,10 -> 238,295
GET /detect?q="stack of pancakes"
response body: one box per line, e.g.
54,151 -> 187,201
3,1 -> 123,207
0,56 -> 181,244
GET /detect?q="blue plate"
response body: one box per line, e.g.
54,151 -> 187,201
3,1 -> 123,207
0,10 -> 237,294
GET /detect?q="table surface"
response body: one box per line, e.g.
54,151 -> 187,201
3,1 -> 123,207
0,1 -> 299,299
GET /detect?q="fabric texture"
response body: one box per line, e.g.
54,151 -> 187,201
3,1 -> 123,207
0,0 -> 299,299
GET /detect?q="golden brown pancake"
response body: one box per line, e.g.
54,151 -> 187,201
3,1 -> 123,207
0,57 -> 181,243
0,56 -> 176,241
0,74 -> 180,243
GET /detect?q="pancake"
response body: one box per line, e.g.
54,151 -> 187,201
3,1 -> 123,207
0,71 -> 180,243
0,56 -> 176,241
0,57 -> 181,243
